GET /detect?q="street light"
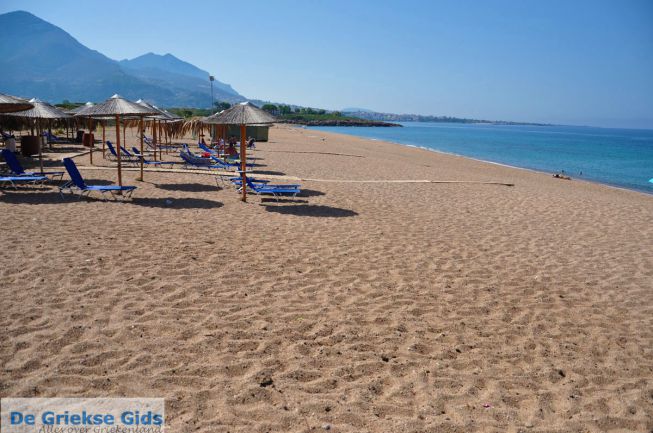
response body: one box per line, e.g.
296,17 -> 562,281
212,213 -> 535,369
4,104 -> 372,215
209,75 -> 215,111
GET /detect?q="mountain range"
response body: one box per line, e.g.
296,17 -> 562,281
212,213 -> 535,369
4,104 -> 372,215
0,10 -> 244,107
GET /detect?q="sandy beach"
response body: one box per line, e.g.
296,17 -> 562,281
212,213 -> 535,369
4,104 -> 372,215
1,125 -> 652,432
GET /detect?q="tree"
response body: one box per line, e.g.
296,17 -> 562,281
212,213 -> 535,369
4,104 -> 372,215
214,101 -> 231,111
55,99 -> 83,110
261,104 -> 279,114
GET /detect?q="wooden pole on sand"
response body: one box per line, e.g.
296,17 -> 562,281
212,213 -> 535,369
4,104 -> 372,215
37,122 -> 44,175
102,122 -> 106,157
87,118 -> 93,165
138,116 -> 144,181
115,114 -> 123,188
240,123 -> 247,202
152,119 -> 157,162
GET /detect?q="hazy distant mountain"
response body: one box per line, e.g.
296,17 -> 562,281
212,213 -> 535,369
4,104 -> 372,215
119,53 -> 241,102
0,10 -> 244,107
120,52 -> 209,80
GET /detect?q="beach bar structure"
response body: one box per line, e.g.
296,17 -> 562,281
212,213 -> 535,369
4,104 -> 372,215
224,125 -> 269,142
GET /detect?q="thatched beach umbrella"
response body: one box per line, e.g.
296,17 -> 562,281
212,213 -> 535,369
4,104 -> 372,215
159,109 -> 183,151
67,102 -> 95,115
161,109 -> 182,121
73,102 -> 116,159
66,102 -> 94,142
136,99 -> 171,169
0,93 -> 34,113
202,102 -> 276,202
7,98 -> 71,173
8,98 -> 70,121
81,94 -> 158,187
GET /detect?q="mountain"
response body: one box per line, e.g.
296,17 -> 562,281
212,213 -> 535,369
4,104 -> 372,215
119,53 -> 241,102
0,11 -> 244,107
121,52 -> 209,80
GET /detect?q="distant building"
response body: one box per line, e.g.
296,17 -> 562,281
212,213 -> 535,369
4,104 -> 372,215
226,125 -> 269,141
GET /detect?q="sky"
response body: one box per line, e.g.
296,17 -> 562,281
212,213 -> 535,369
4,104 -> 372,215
2,0 -> 652,128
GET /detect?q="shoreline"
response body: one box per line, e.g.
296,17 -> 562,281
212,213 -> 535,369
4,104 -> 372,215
305,126 -> 653,197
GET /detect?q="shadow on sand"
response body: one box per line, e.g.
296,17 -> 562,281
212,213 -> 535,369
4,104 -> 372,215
250,170 -> 286,176
0,190 -> 222,209
300,189 -> 325,197
156,182 -> 219,193
254,189 -> 323,199
264,204 -> 357,218
131,197 -> 223,209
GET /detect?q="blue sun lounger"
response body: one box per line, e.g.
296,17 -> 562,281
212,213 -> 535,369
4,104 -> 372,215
244,177 -> 300,200
60,157 -> 136,199
144,136 -> 182,151
0,174 -> 47,189
230,176 -> 300,189
198,143 -> 216,154
42,131 -> 64,143
1,149 -> 64,180
210,154 -> 256,169
179,151 -> 226,170
130,147 -> 175,168
199,143 -> 253,165
106,141 -> 139,165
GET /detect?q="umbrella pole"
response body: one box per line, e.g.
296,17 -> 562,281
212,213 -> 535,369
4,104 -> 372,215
159,121 -> 162,160
138,116 -> 144,181
152,120 -> 157,162
240,123 -> 247,202
102,122 -> 106,157
87,118 -> 93,165
165,126 -> 169,154
38,122 -> 44,175
116,114 -> 123,189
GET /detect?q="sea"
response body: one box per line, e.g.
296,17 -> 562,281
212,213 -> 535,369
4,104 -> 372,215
308,122 -> 653,194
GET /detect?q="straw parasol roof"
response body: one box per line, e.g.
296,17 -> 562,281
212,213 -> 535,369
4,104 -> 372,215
0,93 -> 34,113
82,94 -> 158,118
67,102 -> 95,115
161,109 -> 182,121
7,98 -> 71,119
135,99 -> 169,120
202,102 -> 276,125
79,94 -> 159,188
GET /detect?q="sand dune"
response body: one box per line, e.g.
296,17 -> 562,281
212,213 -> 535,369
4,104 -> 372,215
1,125 -> 652,432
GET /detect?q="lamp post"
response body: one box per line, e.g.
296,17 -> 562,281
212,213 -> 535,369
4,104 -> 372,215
209,75 -> 215,110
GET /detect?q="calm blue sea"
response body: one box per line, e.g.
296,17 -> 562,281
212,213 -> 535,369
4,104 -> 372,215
308,122 -> 653,194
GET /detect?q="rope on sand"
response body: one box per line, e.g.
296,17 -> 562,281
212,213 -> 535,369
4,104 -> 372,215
74,165 -> 514,187
300,178 -> 515,186
257,150 -> 364,158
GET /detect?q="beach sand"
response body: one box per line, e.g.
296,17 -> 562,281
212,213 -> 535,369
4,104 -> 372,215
1,125 -> 652,432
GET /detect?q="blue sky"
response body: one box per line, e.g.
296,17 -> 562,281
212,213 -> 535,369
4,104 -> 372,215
2,0 -> 652,128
